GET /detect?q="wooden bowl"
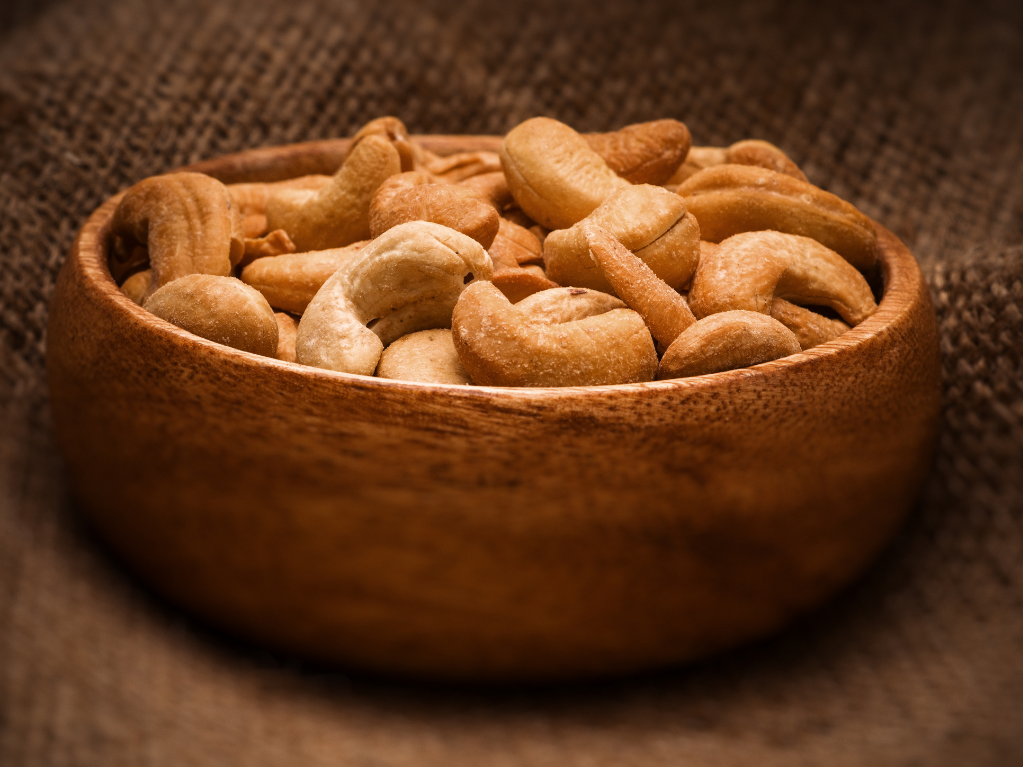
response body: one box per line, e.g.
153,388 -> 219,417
46,137 -> 941,683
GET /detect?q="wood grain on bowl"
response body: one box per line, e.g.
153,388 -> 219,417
46,138 -> 942,682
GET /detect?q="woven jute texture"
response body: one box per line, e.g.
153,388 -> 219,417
2,0 -> 1022,764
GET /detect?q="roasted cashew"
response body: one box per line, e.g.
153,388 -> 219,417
376,329 -> 473,385
687,230 -> 878,326
110,172 -> 244,300
657,310 -> 801,379
266,135 -> 402,251
369,173 -> 499,249
584,119 -> 692,185
668,140 -> 807,185
274,312 -> 298,362
492,265 -> 559,303
296,222 -> 492,376
144,274 -> 278,357
346,116 -> 418,172
240,241 -> 369,314
583,223 -> 695,348
240,229 -> 296,268
677,164 -> 878,270
228,175 -> 332,238
770,298 -> 850,350
451,281 -> 657,387
544,184 -> 700,294
423,151 -> 503,182
500,117 -> 630,229
119,269 -> 151,305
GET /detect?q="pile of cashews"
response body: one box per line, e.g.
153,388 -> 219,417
112,115 -> 879,386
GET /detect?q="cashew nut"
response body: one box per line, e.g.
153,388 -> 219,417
583,223 -> 695,348
489,218 -> 544,270
296,222 -> 492,376
459,171 -> 514,211
423,151 -> 503,182
266,135 -> 402,251
677,164 -> 878,270
687,230 -> 878,326
376,329 -> 473,385
492,265 -> 560,303
668,140 -> 807,185
544,184 -> 701,294
451,281 -> 657,387
120,269 -> 151,305
144,275 -> 278,357
346,116 -> 418,172
584,119 -> 692,185
770,298 -> 850,350
500,117 -> 630,230
240,229 -> 296,268
240,240 -> 369,314
369,173 -> 499,249
514,286 -> 627,324
274,312 -> 298,362
657,310 -> 801,379
110,172 -> 245,300
228,175 -> 332,238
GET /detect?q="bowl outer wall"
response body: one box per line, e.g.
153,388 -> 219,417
46,138 -> 942,682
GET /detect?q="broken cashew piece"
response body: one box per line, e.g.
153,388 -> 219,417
585,119 -> 692,185
110,172 -> 244,300
240,241 -> 369,314
144,274 -> 278,357
451,281 -> 657,387
657,310 -> 801,379
459,171 -> 514,211
369,174 -> 500,249
376,329 -> 473,385
266,135 -> 402,251
296,222 -> 492,376
500,117 -> 630,230
491,265 -> 559,303
240,229 -> 296,268
688,230 -> 878,326
583,223 -> 695,348
514,286 -> 627,324
489,218 -> 544,270
424,151 -> 503,182
677,164 -> 878,270
544,184 -> 701,293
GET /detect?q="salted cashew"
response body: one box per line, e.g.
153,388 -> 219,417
376,329 -> 473,385
110,172 -> 245,299
346,116 -> 418,172
240,240 -> 369,314
228,175 -> 332,238
296,222 -> 492,376
500,117 -> 630,230
657,310 -> 801,379
240,229 -> 296,268
544,184 -> 701,294
668,140 -> 807,185
424,151 -> 503,182
489,218 -> 544,269
451,281 -> 656,387
266,135 -> 402,251
677,164 -> 878,270
369,172 -> 500,249
584,119 -> 691,185
274,312 -> 298,362
688,230 -> 878,326
120,269 -> 151,305
770,298 -> 850,350
459,171 -> 513,211
514,286 -> 627,323
144,274 -> 278,357
583,223 -> 695,348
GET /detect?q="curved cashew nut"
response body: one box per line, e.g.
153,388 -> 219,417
770,298 -> 850,350
120,269 -> 151,305
110,172 -> 244,300
491,265 -> 559,303
369,173 -> 500,249
584,119 -> 692,185
240,241 -> 369,314
544,184 -> 701,293
514,286 -> 627,324
668,140 -> 807,185
583,223 -> 695,348
489,218 -> 544,270
376,329 -> 474,385
677,164 -> 878,270
296,222 -> 492,376
451,281 -> 657,387
657,310 -> 801,380
144,275 -> 278,357
500,117 -> 630,230
688,230 -> 878,326
266,135 -> 402,251
346,116 -> 418,172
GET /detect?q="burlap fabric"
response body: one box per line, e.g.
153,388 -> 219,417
2,0 -> 1022,763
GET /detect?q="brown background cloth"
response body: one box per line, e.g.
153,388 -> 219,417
2,0 -> 1022,764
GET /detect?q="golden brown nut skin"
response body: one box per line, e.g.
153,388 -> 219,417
657,310 -> 800,380
369,182 -> 500,249
585,119 -> 691,185
451,281 -> 657,387
274,312 -> 298,362
240,241 -> 369,314
144,274 -> 278,357
770,298 -> 850,350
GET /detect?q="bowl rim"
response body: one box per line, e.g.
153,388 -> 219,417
70,136 -> 922,402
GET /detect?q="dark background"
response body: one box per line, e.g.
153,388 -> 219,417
2,0 -> 1022,764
